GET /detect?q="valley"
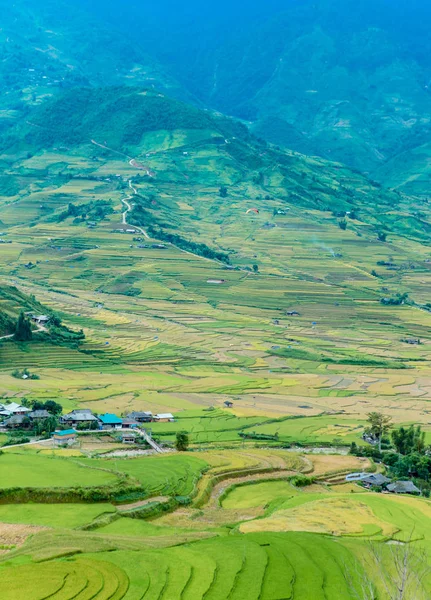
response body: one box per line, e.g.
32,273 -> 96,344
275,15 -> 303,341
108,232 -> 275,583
0,6 -> 431,597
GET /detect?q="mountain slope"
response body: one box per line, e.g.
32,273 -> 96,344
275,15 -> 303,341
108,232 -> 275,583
75,0 -> 431,181
2,86 -> 430,244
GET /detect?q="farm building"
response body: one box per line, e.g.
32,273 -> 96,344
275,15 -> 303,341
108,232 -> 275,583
52,429 -> 77,447
60,409 -> 98,428
387,481 -> 420,494
121,432 -> 137,444
98,413 -> 123,430
345,472 -> 368,482
154,413 -> 174,423
224,401 -> 234,408
127,411 -> 152,423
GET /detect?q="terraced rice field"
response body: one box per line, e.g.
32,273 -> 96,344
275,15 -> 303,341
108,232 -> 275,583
0,533 -> 373,600
81,453 -> 208,497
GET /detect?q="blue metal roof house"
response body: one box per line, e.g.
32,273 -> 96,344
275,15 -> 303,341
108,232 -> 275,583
98,413 -> 123,430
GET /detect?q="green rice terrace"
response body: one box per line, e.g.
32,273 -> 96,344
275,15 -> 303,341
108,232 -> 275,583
0,446 -> 431,599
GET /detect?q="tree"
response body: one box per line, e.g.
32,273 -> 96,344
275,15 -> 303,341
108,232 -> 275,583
366,412 -> 392,452
392,425 -> 426,455
344,532 -> 431,599
339,219 -> 347,230
252,264 -> 259,273
378,231 -> 387,242
14,312 -> 32,342
44,400 -> 63,416
175,431 -> 189,452
219,186 -> 228,198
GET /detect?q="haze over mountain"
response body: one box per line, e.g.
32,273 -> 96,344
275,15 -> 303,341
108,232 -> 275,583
74,0 -> 431,190
4,0 -> 431,193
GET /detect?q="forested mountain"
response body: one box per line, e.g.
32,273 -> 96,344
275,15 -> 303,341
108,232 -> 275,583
4,0 -> 431,192
72,0 -> 431,190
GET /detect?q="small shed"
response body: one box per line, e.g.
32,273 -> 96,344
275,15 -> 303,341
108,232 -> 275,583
122,432 -> 137,444
53,429 -> 77,446
224,401 -> 233,408
153,413 -> 174,423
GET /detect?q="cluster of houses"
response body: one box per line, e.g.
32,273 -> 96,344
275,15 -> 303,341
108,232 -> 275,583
51,409 -> 174,447
0,402 -> 52,429
59,409 -> 174,430
345,472 -> 421,495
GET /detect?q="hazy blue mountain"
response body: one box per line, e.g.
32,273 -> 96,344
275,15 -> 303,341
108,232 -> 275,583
75,0 -> 431,186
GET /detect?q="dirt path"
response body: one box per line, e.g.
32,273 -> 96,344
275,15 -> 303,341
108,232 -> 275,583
117,496 -> 170,512
0,322 -> 46,342
121,180 -> 149,239
3,438 -> 52,449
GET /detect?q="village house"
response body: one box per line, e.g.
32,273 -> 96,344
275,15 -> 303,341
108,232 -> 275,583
52,429 -> 77,447
126,411 -> 152,423
224,401 -> 233,408
387,481 -> 420,495
98,413 -> 123,430
60,409 -> 98,428
4,415 -> 27,429
153,413 -> 174,423
0,402 -> 31,418
28,410 -> 51,422
360,473 -> 391,488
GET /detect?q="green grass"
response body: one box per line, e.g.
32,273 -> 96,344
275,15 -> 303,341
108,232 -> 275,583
0,452 -> 119,489
0,503 -> 116,528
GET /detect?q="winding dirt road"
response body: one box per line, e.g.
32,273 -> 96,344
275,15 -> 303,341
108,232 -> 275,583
121,180 -> 149,239
92,138 -> 226,266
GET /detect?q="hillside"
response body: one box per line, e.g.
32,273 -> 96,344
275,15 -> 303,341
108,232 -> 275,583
0,87 -> 430,423
2,87 -> 430,241
0,285 -> 45,337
